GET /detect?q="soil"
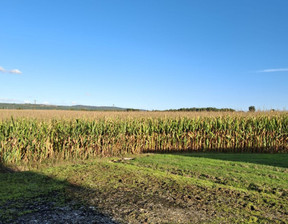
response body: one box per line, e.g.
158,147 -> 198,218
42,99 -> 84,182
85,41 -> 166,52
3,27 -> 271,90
0,196 -> 118,224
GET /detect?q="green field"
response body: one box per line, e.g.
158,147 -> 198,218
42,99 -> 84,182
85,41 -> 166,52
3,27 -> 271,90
1,153 -> 287,223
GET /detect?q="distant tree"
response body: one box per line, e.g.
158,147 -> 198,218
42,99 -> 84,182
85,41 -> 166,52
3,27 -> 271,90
169,107 -> 235,112
249,106 -> 256,112
126,108 -> 140,112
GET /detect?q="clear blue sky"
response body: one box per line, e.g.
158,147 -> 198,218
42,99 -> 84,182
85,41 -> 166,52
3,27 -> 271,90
1,0 -> 287,110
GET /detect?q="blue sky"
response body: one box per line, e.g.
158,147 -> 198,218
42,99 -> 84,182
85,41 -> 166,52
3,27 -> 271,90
0,0 -> 287,110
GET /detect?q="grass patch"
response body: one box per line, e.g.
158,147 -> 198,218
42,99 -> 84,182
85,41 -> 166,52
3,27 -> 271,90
0,170 -> 69,222
1,153 -> 287,223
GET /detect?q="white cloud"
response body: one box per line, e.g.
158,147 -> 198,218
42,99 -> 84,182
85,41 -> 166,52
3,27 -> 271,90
9,69 -> 22,74
42,101 -> 50,105
258,68 -> 288,73
24,100 -> 31,104
0,66 -> 22,74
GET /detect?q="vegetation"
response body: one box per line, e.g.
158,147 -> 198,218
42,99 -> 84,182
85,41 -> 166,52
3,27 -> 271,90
1,153 -> 287,223
0,112 -> 287,164
0,110 -> 287,222
249,106 -> 256,112
167,107 -> 235,112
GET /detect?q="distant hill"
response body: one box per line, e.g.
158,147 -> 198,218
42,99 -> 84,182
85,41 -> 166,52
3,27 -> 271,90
0,103 -> 236,112
0,103 -> 141,111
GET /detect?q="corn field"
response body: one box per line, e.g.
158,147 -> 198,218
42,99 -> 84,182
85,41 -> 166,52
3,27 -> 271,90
0,112 -> 288,163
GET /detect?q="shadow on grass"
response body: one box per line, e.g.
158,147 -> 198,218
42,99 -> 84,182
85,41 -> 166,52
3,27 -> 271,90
1,152 -> 287,224
166,151 -> 288,168
0,161 -> 118,224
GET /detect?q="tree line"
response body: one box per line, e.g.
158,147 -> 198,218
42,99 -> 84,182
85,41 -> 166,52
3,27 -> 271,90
166,107 -> 235,112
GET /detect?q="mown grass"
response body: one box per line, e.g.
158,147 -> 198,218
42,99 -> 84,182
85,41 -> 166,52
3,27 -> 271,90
1,153 -> 287,223
128,153 -> 288,194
